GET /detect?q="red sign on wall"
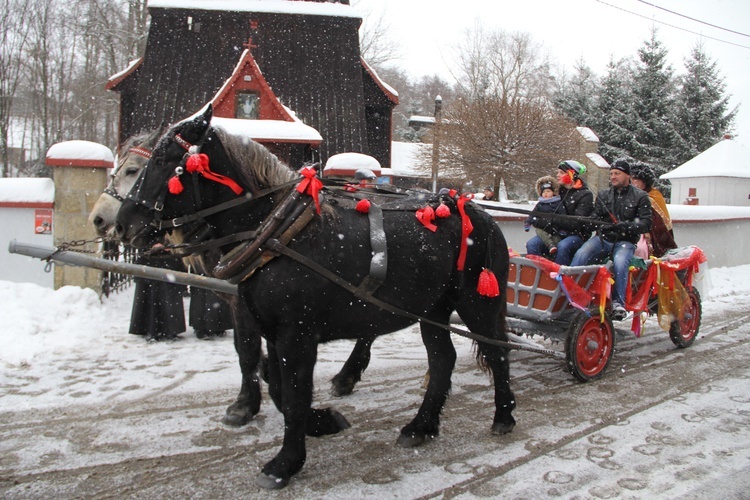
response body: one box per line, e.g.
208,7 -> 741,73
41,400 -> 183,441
35,209 -> 53,234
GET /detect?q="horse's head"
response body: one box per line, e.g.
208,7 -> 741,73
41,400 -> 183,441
116,105 -> 295,249
89,127 -> 165,237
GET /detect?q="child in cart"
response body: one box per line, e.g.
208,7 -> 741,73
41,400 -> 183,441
525,176 -> 564,255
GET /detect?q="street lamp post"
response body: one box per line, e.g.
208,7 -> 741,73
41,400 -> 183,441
431,95 -> 442,193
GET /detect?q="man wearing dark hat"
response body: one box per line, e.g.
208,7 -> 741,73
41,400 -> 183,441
570,159 -> 652,321
526,160 -> 594,265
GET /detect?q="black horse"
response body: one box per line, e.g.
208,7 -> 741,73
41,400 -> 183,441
116,106 -> 515,489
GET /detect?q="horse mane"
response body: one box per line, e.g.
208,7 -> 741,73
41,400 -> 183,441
118,126 -> 165,157
211,125 -> 299,190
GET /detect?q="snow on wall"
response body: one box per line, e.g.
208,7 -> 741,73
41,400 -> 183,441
0,178 -> 54,204
46,141 -> 114,163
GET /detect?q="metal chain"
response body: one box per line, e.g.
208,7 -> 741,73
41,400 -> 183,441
55,237 -> 108,253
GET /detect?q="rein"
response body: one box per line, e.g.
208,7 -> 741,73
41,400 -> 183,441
154,178 -> 300,230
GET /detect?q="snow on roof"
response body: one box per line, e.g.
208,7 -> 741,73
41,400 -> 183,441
667,203 -> 750,220
361,58 -> 398,104
108,58 -> 141,83
408,115 -> 435,124
662,139 -> 750,179
586,152 -> 610,169
147,0 -> 361,18
388,141 -> 429,177
577,126 -> 599,143
212,115 -> 322,143
45,141 -> 114,167
325,152 -> 380,172
0,178 -> 54,204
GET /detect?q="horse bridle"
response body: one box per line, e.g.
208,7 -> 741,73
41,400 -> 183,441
128,126 -> 301,235
104,147 -> 153,202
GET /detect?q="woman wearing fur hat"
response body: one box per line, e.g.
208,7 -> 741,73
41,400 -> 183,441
630,162 -> 677,257
525,176 -> 562,254
526,160 -> 595,265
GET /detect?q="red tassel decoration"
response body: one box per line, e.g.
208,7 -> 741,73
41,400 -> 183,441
168,176 -> 184,194
477,268 -> 500,297
356,199 -> 371,214
436,203 -> 450,218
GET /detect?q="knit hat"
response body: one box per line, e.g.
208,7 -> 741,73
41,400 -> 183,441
611,159 -> 631,175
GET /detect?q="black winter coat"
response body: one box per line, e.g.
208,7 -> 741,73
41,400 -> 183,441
531,184 -> 594,239
594,184 -> 652,244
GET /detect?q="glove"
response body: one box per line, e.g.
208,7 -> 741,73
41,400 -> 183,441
599,223 -> 618,242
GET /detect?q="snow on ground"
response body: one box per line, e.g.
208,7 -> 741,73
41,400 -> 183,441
1,263 -> 750,497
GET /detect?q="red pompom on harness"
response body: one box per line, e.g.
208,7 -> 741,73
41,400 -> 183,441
356,199 -> 371,214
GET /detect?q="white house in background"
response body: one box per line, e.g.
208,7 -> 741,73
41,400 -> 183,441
661,138 -> 750,206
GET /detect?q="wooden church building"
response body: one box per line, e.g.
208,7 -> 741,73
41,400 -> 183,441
107,0 -> 398,168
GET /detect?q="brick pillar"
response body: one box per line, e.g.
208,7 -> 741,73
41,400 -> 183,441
46,141 -> 114,292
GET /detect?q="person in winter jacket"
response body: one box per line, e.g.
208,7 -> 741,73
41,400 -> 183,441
526,160 -> 595,265
630,162 -> 677,257
525,176 -> 562,254
570,160 -> 653,321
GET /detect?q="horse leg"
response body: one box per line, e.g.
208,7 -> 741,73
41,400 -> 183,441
258,332 -> 350,490
397,307 -> 456,448
460,304 -> 516,435
330,337 -> 375,396
222,298 -> 263,427
266,339 -> 351,437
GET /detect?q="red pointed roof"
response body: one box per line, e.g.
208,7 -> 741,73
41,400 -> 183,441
210,49 -> 321,145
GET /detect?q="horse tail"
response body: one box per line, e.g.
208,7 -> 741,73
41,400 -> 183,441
461,202 -> 510,374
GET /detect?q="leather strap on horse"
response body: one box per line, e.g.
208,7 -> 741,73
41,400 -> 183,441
359,204 -> 387,293
155,178 -> 300,230
262,238 -> 563,358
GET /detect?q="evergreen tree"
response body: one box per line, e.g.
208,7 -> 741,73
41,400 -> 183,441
592,58 -> 636,163
630,29 -> 681,176
552,58 -> 598,128
674,43 -> 737,163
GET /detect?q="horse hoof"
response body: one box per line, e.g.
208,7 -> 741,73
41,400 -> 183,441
330,384 -> 353,397
332,410 -> 351,431
396,433 -> 427,448
257,473 -> 288,490
222,409 -> 253,427
491,421 -> 515,435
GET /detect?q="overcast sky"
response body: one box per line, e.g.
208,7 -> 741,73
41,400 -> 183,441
355,0 -> 750,147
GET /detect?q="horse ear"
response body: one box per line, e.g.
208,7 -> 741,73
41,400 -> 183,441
203,104 -> 213,125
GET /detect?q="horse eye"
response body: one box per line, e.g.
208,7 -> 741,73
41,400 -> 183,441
125,167 -> 140,176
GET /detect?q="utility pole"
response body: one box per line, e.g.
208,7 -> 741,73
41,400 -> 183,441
431,95 -> 442,193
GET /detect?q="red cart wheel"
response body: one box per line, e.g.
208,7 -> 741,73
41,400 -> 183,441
565,311 -> 615,382
669,286 -> 701,348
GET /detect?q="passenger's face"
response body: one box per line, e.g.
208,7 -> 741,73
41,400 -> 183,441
631,178 -> 646,190
609,169 -> 630,189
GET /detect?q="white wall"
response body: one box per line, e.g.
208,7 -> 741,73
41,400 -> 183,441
670,177 -> 750,206
1,207 -> 54,287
